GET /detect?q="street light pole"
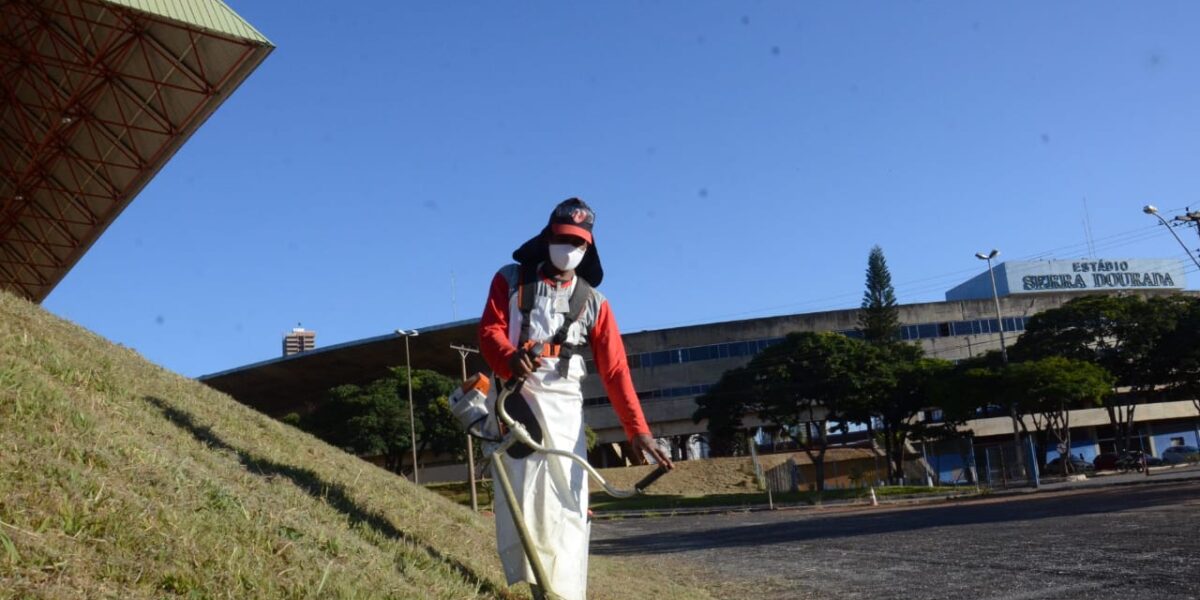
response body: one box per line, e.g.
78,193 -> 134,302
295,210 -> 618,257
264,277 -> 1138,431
396,329 -> 420,484
1144,205 -> 1200,270
976,250 -> 1009,365
975,249 -> 1031,487
450,344 -> 480,512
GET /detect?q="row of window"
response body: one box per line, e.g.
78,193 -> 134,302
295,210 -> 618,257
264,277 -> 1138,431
585,316 -> 1030,373
580,319 -> 1032,379
901,316 -> 1030,340
583,338 -> 786,373
584,383 -> 714,407
632,337 -> 787,370
839,317 -> 1029,341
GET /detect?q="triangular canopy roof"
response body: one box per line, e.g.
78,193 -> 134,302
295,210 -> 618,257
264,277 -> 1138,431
0,0 -> 273,302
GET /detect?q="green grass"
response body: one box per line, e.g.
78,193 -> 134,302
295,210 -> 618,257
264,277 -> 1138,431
590,485 -> 966,513
0,291 -> 719,599
425,480 -> 495,509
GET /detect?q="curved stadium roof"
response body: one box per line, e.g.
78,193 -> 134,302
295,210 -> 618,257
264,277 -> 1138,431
1,0 -> 272,302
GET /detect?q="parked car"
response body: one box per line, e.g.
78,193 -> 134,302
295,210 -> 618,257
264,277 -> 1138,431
1093,453 -> 1121,471
1161,445 -> 1199,465
1044,455 -> 1092,475
1122,451 -> 1164,469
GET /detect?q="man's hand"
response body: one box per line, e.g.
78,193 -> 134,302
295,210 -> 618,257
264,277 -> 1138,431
508,349 -> 542,380
630,433 -> 674,470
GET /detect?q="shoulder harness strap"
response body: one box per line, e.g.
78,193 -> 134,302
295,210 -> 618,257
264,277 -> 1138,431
552,276 -> 592,346
516,265 -> 539,345
553,276 -> 592,376
517,265 -> 594,376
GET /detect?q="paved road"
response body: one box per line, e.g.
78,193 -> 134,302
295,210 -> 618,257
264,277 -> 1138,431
592,480 -> 1200,600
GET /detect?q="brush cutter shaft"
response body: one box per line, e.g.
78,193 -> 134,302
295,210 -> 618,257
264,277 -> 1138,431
495,380 -> 661,499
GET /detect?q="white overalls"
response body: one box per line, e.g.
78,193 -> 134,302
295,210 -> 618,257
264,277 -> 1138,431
490,265 -> 599,599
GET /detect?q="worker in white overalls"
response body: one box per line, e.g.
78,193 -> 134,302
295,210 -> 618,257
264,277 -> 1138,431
479,198 -> 673,599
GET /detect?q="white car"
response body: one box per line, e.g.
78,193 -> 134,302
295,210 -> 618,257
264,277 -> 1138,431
1160,445 -> 1199,465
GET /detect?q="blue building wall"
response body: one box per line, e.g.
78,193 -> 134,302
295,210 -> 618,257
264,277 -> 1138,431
1045,436 -> 1100,463
1150,420 -> 1200,455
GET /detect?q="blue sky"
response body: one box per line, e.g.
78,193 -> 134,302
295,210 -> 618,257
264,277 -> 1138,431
42,1 -> 1200,377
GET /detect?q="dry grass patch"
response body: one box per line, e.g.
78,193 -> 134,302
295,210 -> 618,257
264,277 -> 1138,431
0,291 -> 715,599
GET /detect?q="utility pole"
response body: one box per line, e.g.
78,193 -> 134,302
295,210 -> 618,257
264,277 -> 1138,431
1144,205 -> 1200,270
451,344 -> 481,512
1174,210 -> 1200,243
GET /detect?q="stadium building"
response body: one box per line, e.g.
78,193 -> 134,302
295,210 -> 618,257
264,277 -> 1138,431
201,257 -> 1200,482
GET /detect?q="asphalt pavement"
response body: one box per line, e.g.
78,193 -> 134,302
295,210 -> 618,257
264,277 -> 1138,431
592,477 -> 1200,600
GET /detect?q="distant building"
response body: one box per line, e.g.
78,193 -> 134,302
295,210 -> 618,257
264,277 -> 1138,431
203,257 -> 1199,482
283,327 -> 316,356
945,258 -> 1185,301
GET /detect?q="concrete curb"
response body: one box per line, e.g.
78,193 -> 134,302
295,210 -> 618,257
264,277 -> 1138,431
591,467 -> 1200,520
592,491 -> 977,520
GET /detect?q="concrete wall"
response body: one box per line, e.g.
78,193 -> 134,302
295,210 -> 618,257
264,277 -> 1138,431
583,291 -> 1123,444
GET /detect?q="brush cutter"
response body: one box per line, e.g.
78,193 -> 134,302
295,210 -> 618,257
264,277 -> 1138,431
449,347 -> 669,600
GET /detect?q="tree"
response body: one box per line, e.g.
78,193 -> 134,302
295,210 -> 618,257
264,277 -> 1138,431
584,425 -> 598,452
389,367 -> 462,469
306,378 -> 413,473
303,368 -> 462,475
1152,296 -> 1200,418
932,350 -> 1011,428
749,332 -> 878,492
1011,295 -> 1188,453
857,245 -> 901,343
693,366 -> 753,457
873,347 -> 954,483
1007,357 -> 1113,475
855,245 -> 905,480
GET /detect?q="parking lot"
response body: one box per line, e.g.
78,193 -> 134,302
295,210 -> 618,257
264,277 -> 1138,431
592,480 -> 1200,600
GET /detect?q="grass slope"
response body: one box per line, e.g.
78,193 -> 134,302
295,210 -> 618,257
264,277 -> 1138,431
0,292 -> 713,599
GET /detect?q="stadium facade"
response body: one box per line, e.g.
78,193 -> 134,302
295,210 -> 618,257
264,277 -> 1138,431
202,258 -> 1200,481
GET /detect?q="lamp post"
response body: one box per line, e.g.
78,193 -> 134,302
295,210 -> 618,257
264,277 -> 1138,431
974,250 -> 1009,365
1143,205 -> 1200,270
974,249 -> 1031,486
396,329 -> 420,484
450,344 -> 480,511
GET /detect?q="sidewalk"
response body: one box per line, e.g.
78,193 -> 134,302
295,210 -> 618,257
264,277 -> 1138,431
591,463 -> 1200,520
995,462 -> 1200,494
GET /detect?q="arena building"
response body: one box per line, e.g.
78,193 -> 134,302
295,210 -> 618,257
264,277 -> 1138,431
201,257 -> 1200,480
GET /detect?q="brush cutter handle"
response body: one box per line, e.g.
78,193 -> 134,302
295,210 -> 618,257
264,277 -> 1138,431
493,344 -> 672,498
634,465 -> 670,493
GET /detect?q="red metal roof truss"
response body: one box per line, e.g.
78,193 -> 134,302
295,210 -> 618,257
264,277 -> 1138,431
0,0 -> 263,302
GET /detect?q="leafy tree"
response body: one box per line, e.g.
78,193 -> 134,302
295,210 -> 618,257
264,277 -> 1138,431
1152,297 -> 1200,417
584,425 -> 598,452
749,332 -> 879,491
931,350 -> 1011,429
693,366 -> 753,457
873,347 -> 954,483
1011,294 -> 1188,453
857,245 -> 901,343
303,368 -> 462,475
306,378 -> 413,473
1007,357 -> 1114,474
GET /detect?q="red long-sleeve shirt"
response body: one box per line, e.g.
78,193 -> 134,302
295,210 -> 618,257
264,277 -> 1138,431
479,270 -> 650,441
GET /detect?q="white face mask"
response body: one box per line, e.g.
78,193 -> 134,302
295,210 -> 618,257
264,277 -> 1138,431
548,243 -> 587,271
